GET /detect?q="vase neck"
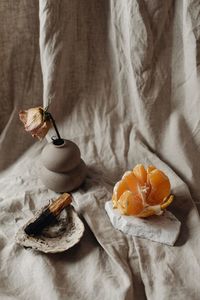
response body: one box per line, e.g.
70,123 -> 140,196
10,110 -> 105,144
51,137 -> 65,146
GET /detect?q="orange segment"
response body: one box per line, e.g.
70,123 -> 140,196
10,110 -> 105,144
122,171 -> 140,195
112,180 -> 128,208
133,164 -> 147,185
118,191 -> 144,216
146,169 -> 170,205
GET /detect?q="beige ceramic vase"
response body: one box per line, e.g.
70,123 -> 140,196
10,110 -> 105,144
40,139 -> 87,193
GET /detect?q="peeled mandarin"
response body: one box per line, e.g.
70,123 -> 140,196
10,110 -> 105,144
112,164 -> 172,218
118,190 -> 144,216
133,164 -> 147,185
146,169 -> 170,205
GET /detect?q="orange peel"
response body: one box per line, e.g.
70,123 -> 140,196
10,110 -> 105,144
112,164 -> 174,218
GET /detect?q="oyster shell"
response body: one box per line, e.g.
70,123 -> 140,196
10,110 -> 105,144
15,205 -> 84,253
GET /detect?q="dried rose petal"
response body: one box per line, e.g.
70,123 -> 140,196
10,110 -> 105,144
19,107 -> 51,140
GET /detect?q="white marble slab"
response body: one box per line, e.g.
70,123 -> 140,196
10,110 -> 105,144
105,201 -> 181,246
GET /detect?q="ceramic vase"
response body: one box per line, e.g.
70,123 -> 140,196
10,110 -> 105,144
39,139 -> 87,193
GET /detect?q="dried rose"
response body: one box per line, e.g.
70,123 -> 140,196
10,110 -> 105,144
19,107 -> 51,140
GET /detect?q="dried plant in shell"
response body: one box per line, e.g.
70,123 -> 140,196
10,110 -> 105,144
15,205 -> 84,253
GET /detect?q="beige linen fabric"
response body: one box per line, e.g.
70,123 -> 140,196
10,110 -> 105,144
0,1 -> 200,299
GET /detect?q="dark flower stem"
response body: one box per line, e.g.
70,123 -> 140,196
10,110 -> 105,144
49,114 -> 61,140
44,111 -> 64,144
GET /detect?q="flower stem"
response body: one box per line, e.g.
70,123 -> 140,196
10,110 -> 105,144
44,111 -> 64,144
50,114 -> 61,140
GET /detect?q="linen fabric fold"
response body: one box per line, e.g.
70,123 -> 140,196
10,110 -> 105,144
0,0 -> 200,299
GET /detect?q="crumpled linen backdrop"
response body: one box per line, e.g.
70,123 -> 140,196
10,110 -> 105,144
0,1 -> 200,299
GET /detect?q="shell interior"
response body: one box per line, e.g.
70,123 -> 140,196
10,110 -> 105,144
15,205 -> 84,253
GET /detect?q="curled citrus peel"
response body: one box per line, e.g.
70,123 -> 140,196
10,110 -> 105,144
112,164 -> 174,218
